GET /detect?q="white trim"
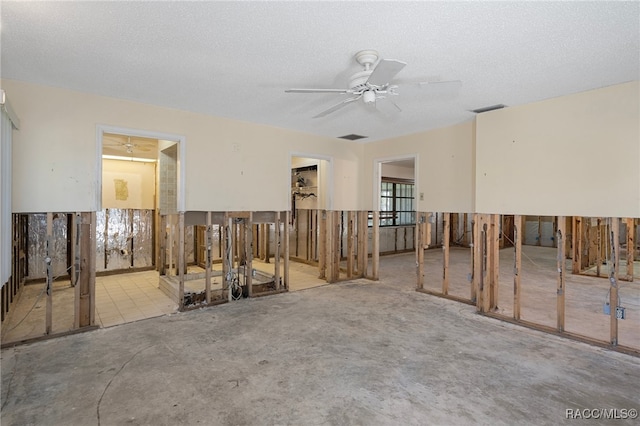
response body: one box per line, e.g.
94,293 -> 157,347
0,89 -> 20,129
102,154 -> 157,163
289,151 -> 334,210
96,125 -> 186,212
372,154 -> 419,212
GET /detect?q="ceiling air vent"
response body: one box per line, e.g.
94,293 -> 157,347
471,104 -> 506,114
338,134 -> 368,141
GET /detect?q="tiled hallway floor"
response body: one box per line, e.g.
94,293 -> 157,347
96,271 -> 177,328
1,271 -> 177,344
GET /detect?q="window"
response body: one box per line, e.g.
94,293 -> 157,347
378,178 -> 415,226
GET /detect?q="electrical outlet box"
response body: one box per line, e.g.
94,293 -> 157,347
603,302 -> 611,315
616,306 -> 626,320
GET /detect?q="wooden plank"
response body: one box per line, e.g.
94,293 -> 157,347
310,210 -> 316,262
536,216 -> 542,246
610,218 -> 620,345
514,215 -> 522,320
450,213 -> 459,246
72,213 -> 79,328
330,211 -> 341,283
472,214 -> 480,304
89,211 -> 96,326
284,211 -> 290,291
159,215 -> 167,275
205,212 -> 212,304
318,210 -> 326,280
178,213 -> 185,309
557,216 -> 566,331
572,217 -> 580,274
103,209 -> 109,270
491,214 -> 503,310
253,224 -> 259,258
417,214 -> 425,289
462,213 -> 469,246
46,212 -> 53,335
443,213 -> 450,295
246,214 -> 253,298
223,217 -> 231,302
227,211 -> 251,219
264,222 -> 270,264
357,211 -> 367,278
307,210 -> 312,261
596,218 -> 602,276
491,214 -> 500,311
626,217 -> 634,281
294,209 -> 299,257
347,211 -> 355,278
259,223 -> 265,260
372,211 -> 380,281
471,214 -> 477,301
479,214 -> 490,312
76,213 -> 92,328
274,212 -> 281,290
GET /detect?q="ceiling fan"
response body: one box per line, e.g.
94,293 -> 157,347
103,134 -> 155,154
285,50 -> 461,118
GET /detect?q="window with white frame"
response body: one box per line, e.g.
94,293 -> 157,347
379,178 -> 415,227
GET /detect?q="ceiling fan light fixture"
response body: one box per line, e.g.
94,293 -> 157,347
363,91 -> 376,104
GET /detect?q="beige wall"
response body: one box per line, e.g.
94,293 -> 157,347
475,81 -> 640,217
4,79 -> 363,213
362,121 -> 476,213
7,78 -> 637,217
381,163 -> 415,180
102,159 -> 156,209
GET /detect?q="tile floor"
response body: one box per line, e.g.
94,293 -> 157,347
96,271 -> 177,328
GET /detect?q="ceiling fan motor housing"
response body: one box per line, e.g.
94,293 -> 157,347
363,91 -> 376,104
349,70 -> 373,91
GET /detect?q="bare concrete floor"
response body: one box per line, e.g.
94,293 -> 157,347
2,254 -> 639,425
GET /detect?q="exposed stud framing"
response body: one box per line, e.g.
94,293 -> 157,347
372,211 -> 380,281
443,213 -> 450,294
275,212 -> 281,290
610,217 -> 620,346
45,212 -> 53,335
318,210 -> 326,279
557,216 -> 566,332
513,215 -> 522,320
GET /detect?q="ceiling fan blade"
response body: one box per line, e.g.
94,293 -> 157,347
419,80 -> 462,90
313,95 -> 362,118
390,100 -> 402,113
366,59 -> 406,87
286,88 -> 350,94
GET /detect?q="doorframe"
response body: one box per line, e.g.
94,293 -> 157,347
372,154 -> 419,212
289,152 -> 334,211
95,125 -> 186,212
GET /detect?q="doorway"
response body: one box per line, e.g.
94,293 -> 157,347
96,126 -> 185,327
281,155 -> 332,290
374,156 -> 417,282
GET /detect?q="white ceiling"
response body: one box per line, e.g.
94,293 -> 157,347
1,1 -> 638,143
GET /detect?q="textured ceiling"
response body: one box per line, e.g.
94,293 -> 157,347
1,1 -> 638,143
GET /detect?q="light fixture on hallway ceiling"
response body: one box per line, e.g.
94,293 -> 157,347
125,136 -> 134,153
